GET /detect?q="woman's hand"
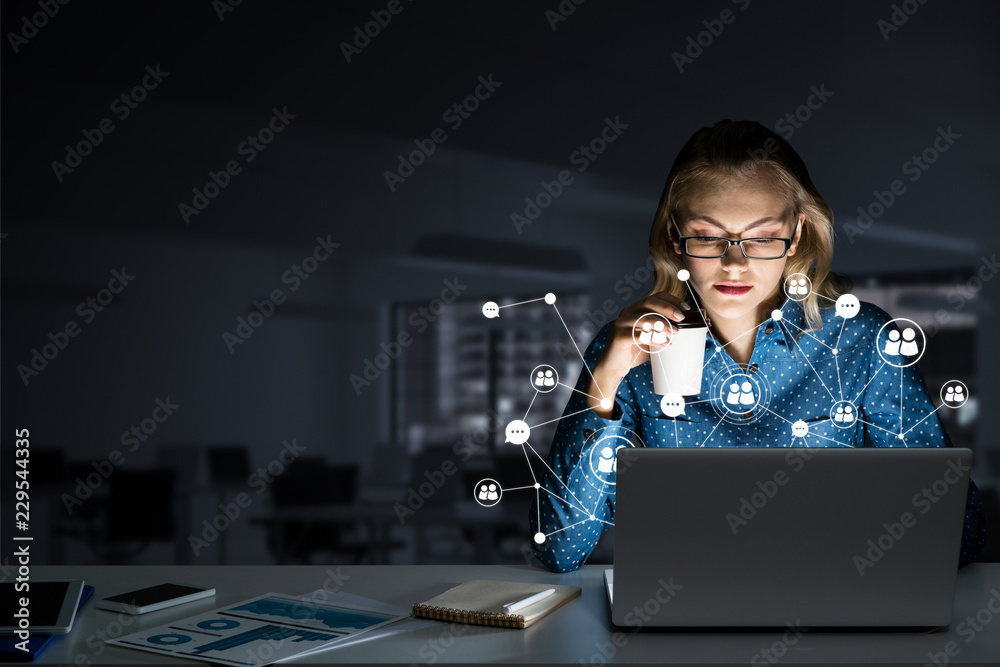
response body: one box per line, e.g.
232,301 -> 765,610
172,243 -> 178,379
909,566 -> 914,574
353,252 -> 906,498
586,292 -> 691,418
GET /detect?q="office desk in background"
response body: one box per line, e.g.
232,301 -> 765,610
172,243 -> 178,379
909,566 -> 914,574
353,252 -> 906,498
23,564 -> 1000,666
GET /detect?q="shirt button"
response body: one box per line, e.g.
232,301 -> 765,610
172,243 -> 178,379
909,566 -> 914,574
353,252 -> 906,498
584,429 -> 595,440
743,410 -> 754,420
765,326 -> 774,334
748,363 -> 759,375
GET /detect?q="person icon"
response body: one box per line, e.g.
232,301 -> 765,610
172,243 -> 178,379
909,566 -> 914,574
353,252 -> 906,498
651,320 -> 668,345
953,386 -> 965,402
843,405 -> 855,423
884,330 -> 901,356
900,328 -> 919,356
639,322 -> 653,345
945,387 -> 955,402
544,369 -> 555,387
535,371 -> 546,387
597,446 -> 615,474
795,278 -> 806,295
487,483 -> 499,501
726,382 -> 741,404
478,484 -> 490,501
834,405 -> 844,421
739,380 -> 755,405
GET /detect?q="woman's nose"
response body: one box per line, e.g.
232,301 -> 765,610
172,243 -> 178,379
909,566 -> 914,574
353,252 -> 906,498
720,243 -> 749,269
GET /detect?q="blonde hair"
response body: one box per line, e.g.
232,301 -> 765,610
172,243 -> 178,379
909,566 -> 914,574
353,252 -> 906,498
647,119 -> 851,337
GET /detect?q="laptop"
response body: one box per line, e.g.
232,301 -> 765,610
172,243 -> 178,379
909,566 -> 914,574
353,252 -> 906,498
607,446 -> 972,628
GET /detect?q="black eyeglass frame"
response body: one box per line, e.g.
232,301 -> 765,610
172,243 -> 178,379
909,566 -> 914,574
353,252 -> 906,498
669,214 -> 801,260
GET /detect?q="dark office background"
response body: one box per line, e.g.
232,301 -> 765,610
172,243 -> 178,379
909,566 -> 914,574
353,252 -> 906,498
2,1 -> 998,567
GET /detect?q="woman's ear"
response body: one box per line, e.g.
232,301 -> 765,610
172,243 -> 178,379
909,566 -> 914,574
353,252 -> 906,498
668,217 -> 683,256
787,214 -> 804,256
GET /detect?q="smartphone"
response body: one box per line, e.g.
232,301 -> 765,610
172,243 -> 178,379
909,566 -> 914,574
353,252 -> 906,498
95,583 -> 215,614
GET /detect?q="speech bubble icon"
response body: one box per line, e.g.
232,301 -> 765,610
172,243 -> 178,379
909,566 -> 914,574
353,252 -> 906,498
660,393 -> 686,418
504,419 -> 530,444
482,301 -> 500,318
791,420 -> 809,437
835,294 -> 860,319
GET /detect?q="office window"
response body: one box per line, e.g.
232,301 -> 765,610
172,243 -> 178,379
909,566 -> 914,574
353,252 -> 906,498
394,294 -> 591,455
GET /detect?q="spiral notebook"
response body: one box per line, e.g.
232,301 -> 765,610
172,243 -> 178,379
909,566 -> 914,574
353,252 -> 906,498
411,579 -> 581,629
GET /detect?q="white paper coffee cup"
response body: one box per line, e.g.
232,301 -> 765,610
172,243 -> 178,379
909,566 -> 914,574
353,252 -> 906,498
651,310 -> 709,396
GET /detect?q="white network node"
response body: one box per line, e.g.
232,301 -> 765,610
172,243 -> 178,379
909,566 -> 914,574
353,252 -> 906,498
477,286 -> 967,546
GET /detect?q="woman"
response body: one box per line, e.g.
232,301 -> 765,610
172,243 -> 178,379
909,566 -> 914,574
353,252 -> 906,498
529,119 -> 986,573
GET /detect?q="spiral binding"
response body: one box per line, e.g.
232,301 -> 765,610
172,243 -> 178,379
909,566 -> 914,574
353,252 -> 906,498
411,603 -> 526,629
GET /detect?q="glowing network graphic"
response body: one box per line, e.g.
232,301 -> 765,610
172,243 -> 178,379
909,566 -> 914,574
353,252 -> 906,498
471,276 -> 971,546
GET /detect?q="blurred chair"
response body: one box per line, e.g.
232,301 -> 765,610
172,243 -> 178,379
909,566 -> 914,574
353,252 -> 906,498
207,445 -> 252,485
264,464 -> 367,564
33,448 -> 68,486
155,444 -> 206,564
203,445 -> 252,564
358,443 -> 408,504
410,446 -> 469,562
463,455 -> 535,562
88,470 -> 177,564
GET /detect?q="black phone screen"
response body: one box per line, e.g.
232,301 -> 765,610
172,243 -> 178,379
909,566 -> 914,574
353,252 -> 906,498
103,583 -> 204,606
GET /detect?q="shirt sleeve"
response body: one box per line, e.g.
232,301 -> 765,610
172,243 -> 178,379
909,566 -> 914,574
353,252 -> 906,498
529,322 -> 644,573
859,304 -> 987,567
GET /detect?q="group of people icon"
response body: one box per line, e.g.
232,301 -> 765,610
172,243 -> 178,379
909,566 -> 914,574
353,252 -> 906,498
884,328 -> 919,356
597,447 -> 618,474
534,369 -> 556,387
639,320 -> 669,345
477,482 -> 500,501
725,381 -> 756,406
944,386 -> 966,403
834,405 -> 856,423
787,278 -> 809,295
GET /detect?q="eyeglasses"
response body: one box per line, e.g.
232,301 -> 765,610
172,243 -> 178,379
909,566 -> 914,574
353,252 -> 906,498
670,214 -> 799,260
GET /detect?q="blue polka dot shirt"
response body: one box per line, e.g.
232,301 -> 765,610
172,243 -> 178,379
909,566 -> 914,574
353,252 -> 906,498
530,298 -> 987,573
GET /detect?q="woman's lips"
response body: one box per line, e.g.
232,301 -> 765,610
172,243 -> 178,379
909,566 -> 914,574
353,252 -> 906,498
714,284 -> 752,296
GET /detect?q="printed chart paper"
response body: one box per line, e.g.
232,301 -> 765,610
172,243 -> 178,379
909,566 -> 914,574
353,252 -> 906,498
107,593 -> 407,665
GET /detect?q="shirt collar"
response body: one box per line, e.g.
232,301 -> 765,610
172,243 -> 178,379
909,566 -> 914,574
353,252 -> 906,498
702,295 -> 808,352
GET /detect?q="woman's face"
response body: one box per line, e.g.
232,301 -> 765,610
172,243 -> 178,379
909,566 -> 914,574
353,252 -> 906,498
671,182 -> 802,323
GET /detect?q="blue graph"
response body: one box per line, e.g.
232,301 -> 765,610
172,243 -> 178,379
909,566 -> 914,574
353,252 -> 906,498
230,598 -> 395,631
191,625 -> 337,655
147,634 -> 192,646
